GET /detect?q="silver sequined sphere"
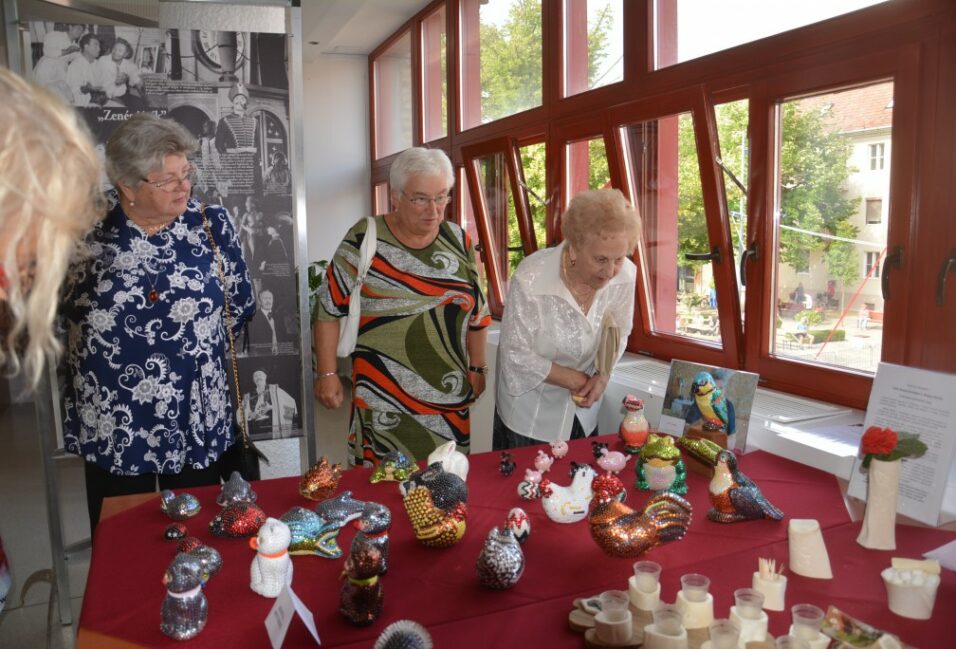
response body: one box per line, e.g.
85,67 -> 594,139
160,553 -> 207,640
476,527 -> 525,589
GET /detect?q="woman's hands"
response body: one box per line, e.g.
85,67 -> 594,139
572,373 -> 608,409
547,363 -> 608,408
314,374 -> 343,409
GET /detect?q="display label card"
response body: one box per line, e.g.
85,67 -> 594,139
658,414 -> 687,437
266,584 -> 321,647
847,362 -> 956,526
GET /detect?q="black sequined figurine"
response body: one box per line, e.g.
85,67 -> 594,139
499,452 -> 516,477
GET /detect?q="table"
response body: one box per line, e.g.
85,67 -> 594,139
77,436 -> 956,648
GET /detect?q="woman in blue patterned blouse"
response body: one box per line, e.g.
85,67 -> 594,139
62,113 -> 256,532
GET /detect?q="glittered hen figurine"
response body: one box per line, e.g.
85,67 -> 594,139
690,371 -> 736,435
708,450 -> 784,523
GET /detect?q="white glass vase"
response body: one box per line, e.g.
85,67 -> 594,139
856,458 -> 900,550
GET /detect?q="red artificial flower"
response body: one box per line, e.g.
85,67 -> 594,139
861,426 -> 898,456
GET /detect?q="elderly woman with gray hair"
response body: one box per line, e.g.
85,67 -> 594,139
314,146 -> 490,467
62,113 -> 256,531
494,188 -> 640,449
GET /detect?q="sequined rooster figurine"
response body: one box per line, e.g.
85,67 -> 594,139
588,492 -> 693,558
708,450 -> 784,523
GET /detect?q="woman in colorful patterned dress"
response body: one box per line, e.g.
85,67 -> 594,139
62,113 -> 256,531
314,147 -> 491,466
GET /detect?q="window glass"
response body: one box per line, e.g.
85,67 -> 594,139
474,151 -> 521,292
714,99 -> 750,320
654,0 -> 891,70
457,168 -> 489,298
460,0 -> 543,130
373,31 -> 412,158
518,141 -> 547,248
772,81 -> 892,374
563,0 -> 624,97
621,111 -> 722,345
421,5 -> 447,142
566,136 -> 611,197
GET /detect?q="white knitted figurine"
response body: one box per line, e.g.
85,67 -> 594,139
249,517 -> 293,598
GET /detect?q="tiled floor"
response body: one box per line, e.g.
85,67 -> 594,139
0,389 -> 350,647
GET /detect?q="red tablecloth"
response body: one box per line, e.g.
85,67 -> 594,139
79,436 -> 956,648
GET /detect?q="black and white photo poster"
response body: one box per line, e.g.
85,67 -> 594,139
30,21 -> 302,441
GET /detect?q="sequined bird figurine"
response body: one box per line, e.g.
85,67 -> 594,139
708,450 -> 784,523
160,490 -> 201,521
475,526 -> 525,589
588,491 -> 693,558
299,456 -> 343,501
690,371 -> 735,435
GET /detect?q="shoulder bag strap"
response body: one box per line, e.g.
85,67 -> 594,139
199,204 -> 251,450
356,216 -> 377,282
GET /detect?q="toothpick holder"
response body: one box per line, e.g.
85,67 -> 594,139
628,576 -> 661,611
675,590 -> 714,629
752,572 -> 787,612
642,624 -> 689,649
729,606 -> 768,647
788,625 -> 832,648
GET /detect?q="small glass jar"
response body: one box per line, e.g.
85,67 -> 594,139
790,603 -> 824,641
707,618 -> 740,649
733,588 -> 765,620
653,603 -> 684,636
633,560 -> 662,593
680,573 -> 711,603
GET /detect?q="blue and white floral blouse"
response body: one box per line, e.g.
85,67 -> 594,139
62,197 -> 256,476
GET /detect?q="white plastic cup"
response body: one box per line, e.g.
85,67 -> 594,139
733,588 -> 765,620
654,603 -> 684,637
680,573 -> 710,603
707,618 -> 739,649
600,589 -> 630,613
634,560 -> 662,593
775,635 -> 810,648
790,603 -> 824,641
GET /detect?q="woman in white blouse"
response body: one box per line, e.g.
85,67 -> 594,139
493,188 -> 640,448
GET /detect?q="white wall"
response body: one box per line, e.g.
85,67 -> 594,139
302,55 -> 372,265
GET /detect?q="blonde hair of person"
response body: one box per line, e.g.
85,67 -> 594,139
0,68 -> 103,387
561,188 -> 641,253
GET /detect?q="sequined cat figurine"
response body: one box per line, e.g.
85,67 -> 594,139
339,544 -> 384,626
160,553 -> 207,640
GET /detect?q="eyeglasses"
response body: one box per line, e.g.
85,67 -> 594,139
142,166 -> 198,192
402,191 -> 452,208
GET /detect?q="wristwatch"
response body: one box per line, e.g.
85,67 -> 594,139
468,364 -> 488,375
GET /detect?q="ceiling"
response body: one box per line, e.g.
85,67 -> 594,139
15,0 -> 431,60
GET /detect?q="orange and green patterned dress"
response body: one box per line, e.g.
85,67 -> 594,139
316,215 -> 490,466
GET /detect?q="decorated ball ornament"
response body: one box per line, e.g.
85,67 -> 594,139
476,526 -> 525,589
635,434 -> 688,495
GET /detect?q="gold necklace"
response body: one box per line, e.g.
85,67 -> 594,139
561,249 -> 595,310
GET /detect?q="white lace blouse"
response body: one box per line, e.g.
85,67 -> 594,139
495,242 -> 636,441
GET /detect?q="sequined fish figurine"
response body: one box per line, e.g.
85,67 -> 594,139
401,464 -> 468,548
209,501 -> 267,538
299,456 -> 343,502
160,553 -> 207,641
635,434 -> 688,495
352,502 -> 391,575
541,462 -> 596,524
370,450 -> 419,483
339,544 -> 384,626
314,491 -> 367,529
476,526 -> 525,589
708,450 -> 784,523
216,471 -> 257,506
280,506 -> 343,559
588,491 -> 693,558
160,490 -> 201,521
